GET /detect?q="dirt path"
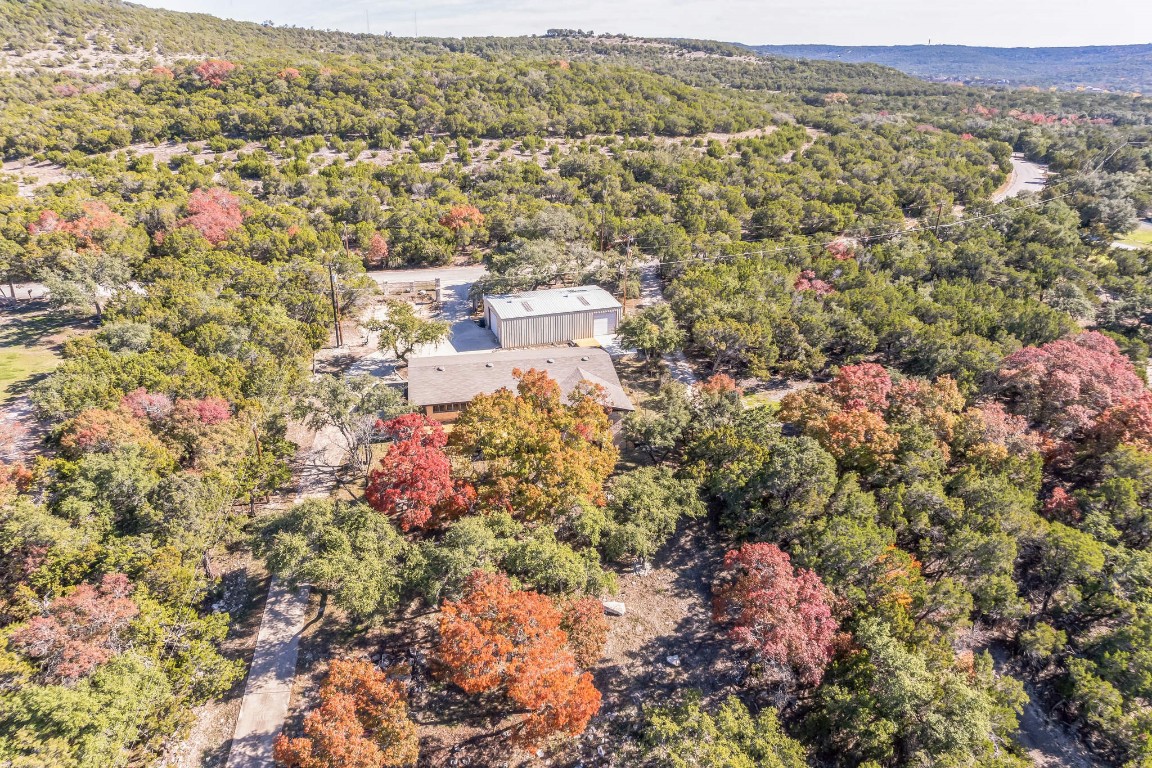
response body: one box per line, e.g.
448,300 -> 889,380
983,643 -> 1099,768
569,521 -> 735,765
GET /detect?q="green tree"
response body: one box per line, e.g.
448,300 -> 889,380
641,692 -> 808,768
294,374 -> 411,477
366,300 -> 450,362
618,303 -> 686,361
596,466 -> 704,563
264,499 -> 409,619
41,249 -> 131,319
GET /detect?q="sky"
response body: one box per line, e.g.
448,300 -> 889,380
133,0 -> 1152,47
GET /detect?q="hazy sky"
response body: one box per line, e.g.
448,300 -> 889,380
133,0 -> 1152,47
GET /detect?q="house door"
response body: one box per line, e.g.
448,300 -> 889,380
593,311 -> 613,336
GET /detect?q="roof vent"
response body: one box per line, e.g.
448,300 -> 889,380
581,356 -> 589,361
521,301 -> 534,311
485,362 -> 494,368
436,366 -> 444,371
546,358 -> 555,364
577,295 -> 591,306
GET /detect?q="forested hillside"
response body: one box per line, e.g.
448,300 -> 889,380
752,42 -> 1152,94
2,2 -> 1152,768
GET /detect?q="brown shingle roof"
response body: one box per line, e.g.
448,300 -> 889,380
406,347 -> 633,411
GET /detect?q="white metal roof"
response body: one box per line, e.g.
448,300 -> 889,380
484,285 -> 621,321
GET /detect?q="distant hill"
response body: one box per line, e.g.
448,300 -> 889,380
749,43 -> 1152,93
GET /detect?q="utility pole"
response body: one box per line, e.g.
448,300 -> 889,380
620,234 -> 633,317
599,179 -> 608,257
932,201 -> 946,238
327,261 -> 343,347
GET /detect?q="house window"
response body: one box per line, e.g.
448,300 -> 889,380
432,402 -> 468,414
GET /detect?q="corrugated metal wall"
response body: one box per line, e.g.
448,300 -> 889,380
496,309 -> 621,348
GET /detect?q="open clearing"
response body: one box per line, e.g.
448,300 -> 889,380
0,302 -> 84,402
1118,221 -> 1152,248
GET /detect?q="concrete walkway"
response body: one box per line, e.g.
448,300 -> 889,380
224,423 -> 343,768
224,579 -> 311,768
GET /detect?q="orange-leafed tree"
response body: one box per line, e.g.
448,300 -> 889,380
438,204 -> 483,233
274,658 -> 418,768
437,571 -> 601,747
366,232 -> 390,268
365,414 -> 473,531
438,204 -> 484,254
559,596 -> 610,668
712,543 -> 838,687
449,369 -> 617,521
779,363 -> 902,473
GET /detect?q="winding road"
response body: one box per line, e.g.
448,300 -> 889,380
994,154 -> 1049,202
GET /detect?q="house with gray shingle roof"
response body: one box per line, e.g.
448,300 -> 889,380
406,347 -> 633,423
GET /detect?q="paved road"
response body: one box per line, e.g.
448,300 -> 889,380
366,264 -> 486,287
993,154 -> 1049,202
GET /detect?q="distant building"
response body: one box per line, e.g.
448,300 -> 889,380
406,347 -> 633,423
482,285 -> 621,348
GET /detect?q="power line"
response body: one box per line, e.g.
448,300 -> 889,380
405,137 -> 1146,289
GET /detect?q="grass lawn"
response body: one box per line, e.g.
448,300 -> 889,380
0,308 -> 79,402
0,346 -> 60,400
1119,225 -> 1152,248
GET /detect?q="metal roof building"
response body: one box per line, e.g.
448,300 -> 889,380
406,347 -> 633,422
482,285 -> 621,348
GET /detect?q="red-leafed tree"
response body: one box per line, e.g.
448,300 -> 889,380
162,396 -> 235,465
828,362 -> 892,412
366,232 -> 390,268
274,658 -> 418,768
59,201 -> 125,244
712,543 -> 838,686
180,188 -> 245,244
995,331 -> 1147,439
175,396 -> 232,426
10,573 -> 139,683
826,237 -> 858,261
28,209 -> 62,236
278,67 -> 302,81
437,572 -> 601,747
121,388 -> 174,421
1043,486 -> 1081,523
195,59 -> 238,86
794,269 -> 835,296
365,415 -> 472,531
